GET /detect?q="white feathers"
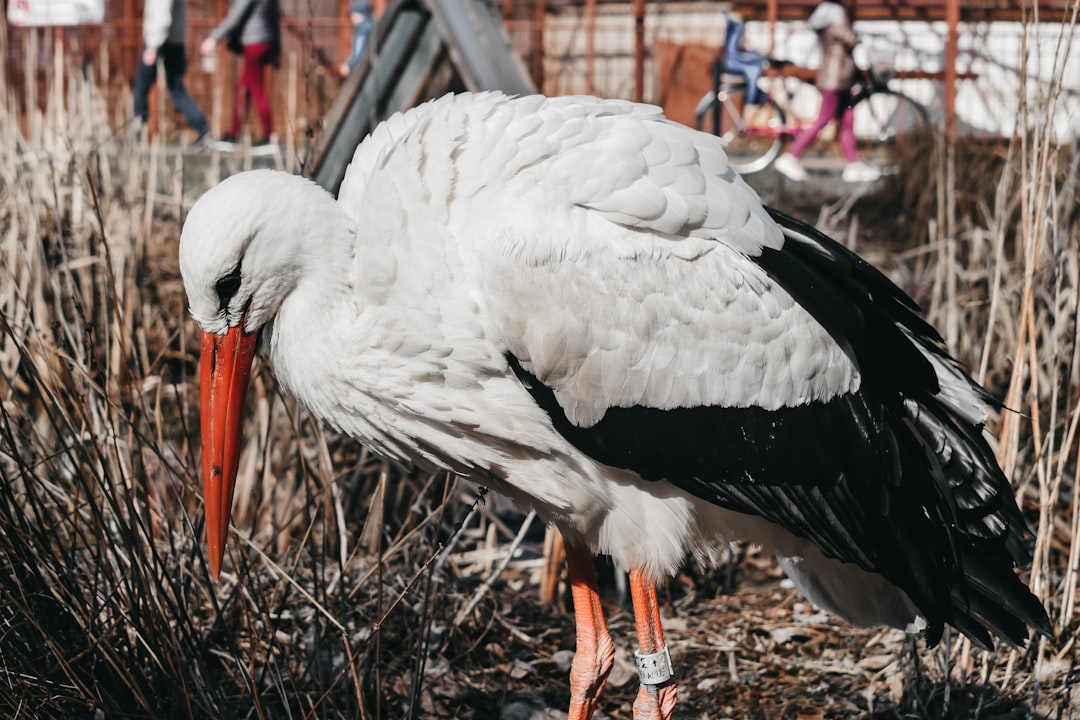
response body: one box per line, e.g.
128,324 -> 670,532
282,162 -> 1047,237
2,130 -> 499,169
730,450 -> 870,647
780,552 -> 923,630
180,91 -> 885,582
180,171 -> 351,336
333,92 -> 859,426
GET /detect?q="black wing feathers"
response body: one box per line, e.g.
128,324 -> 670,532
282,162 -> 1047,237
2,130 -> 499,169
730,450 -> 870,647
755,209 -> 941,397
509,206 -> 1049,648
758,211 -> 1049,645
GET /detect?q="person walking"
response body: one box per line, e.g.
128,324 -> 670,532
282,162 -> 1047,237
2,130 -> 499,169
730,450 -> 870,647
200,0 -> 281,146
132,0 -> 212,146
773,0 -> 881,183
338,0 -> 376,76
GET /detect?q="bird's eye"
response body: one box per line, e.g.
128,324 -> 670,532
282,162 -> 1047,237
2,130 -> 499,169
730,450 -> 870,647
215,263 -> 242,314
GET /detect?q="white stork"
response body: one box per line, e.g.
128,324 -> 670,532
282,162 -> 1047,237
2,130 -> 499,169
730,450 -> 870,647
179,92 -> 1050,719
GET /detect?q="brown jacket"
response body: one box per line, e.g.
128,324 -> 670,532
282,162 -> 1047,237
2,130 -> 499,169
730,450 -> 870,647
810,3 -> 858,91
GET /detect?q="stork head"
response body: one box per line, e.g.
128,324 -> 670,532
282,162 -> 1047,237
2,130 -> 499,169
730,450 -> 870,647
179,170 -> 340,579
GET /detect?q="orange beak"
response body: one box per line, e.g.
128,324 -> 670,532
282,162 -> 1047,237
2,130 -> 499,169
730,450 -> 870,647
200,325 -> 258,579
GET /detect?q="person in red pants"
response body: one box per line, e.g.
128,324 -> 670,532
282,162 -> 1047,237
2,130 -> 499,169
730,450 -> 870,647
772,0 -> 881,184
200,0 -> 281,149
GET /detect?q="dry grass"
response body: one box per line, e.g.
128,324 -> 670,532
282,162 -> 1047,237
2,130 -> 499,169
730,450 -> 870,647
1,18 -> 1079,720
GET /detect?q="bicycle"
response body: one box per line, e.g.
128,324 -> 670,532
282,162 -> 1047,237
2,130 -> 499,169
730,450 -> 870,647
694,17 -> 930,175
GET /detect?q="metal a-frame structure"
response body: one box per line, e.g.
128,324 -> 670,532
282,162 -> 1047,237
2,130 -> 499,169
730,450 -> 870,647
309,0 -> 536,193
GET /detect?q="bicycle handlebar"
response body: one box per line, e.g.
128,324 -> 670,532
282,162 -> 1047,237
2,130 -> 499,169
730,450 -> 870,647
713,55 -> 794,76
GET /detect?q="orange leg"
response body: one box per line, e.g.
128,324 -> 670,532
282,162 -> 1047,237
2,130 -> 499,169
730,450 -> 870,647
628,568 -> 677,719
565,542 -> 615,720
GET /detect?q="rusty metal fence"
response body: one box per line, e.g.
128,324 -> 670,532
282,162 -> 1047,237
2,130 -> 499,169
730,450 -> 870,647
4,16 -> 354,146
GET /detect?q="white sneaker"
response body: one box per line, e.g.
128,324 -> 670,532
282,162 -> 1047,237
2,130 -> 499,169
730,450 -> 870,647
842,161 -> 883,183
250,138 -> 278,157
212,138 -> 238,152
773,153 -> 808,182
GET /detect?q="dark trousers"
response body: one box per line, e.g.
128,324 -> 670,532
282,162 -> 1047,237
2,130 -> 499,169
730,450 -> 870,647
132,42 -> 210,136
345,18 -> 374,71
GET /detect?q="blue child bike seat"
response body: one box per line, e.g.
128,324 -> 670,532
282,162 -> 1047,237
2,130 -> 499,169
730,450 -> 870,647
723,19 -> 764,105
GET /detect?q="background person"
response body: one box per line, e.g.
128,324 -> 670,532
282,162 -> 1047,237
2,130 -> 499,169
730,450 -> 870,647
132,0 -> 212,146
773,0 -> 881,183
338,0 -> 375,76
200,0 -> 281,146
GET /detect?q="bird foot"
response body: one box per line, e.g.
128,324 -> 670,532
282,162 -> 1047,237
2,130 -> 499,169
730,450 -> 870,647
633,681 -> 677,719
566,629 -> 614,720
566,541 -> 615,720
628,569 -> 677,719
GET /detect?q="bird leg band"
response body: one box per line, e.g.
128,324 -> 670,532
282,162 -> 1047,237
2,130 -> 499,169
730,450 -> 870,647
634,646 -> 674,686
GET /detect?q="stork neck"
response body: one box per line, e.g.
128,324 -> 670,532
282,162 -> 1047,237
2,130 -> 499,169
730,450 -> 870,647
257,180 -> 355,352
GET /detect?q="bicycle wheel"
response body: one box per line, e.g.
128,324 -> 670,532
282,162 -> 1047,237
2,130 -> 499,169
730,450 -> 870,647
723,96 -> 786,175
852,89 -> 931,166
694,90 -> 724,136
695,84 -> 785,175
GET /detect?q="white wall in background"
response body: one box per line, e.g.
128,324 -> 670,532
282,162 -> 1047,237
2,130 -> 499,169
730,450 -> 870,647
7,0 -> 106,26
744,18 -> 1079,141
543,5 -> 1079,141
